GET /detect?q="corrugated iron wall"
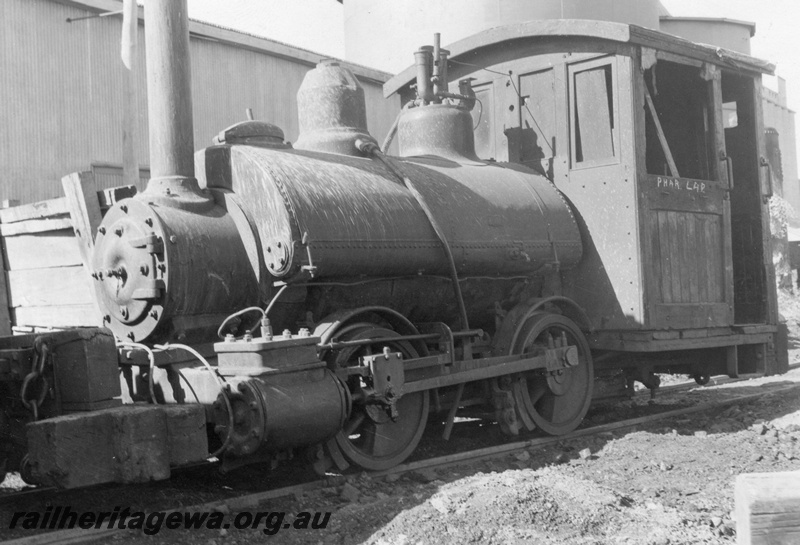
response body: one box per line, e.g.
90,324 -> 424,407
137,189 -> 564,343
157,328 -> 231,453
1,0 -> 399,204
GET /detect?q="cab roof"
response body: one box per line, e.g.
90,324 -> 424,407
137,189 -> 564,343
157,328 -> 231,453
384,19 -> 774,98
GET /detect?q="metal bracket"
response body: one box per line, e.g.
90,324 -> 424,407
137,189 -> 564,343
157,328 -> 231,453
132,279 -> 165,300
418,322 -> 455,365
366,348 -> 405,403
127,233 -> 164,255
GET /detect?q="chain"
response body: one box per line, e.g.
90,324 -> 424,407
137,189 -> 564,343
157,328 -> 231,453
20,337 -> 50,421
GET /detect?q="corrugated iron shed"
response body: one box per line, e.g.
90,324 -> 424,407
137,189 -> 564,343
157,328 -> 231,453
1,0 -> 398,203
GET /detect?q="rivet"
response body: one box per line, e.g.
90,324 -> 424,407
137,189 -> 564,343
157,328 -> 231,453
120,204 -> 128,213
279,258 -> 285,265
150,310 -> 159,319
145,218 -> 153,227
276,241 -> 282,248
103,314 -> 111,323
169,235 -> 177,244
120,305 -> 129,319
98,226 -> 106,235
266,246 -> 272,253
127,332 -> 135,340
140,264 -> 149,275
115,227 -> 124,236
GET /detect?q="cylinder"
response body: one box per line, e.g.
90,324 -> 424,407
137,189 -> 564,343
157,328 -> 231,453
213,369 -> 349,456
143,0 -> 195,183
91,197 -> 260,343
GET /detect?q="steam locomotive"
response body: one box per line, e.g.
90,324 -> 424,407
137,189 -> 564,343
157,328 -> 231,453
1,1 -> 786,488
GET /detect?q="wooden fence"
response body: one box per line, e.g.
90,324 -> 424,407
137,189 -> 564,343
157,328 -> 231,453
0,172 -> 135,334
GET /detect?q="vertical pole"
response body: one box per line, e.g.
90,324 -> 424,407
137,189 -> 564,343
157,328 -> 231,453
143,0 -> 196,192
121,4 -> 140,189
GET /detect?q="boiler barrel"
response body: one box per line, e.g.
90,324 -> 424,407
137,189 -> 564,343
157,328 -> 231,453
202,145 -> 582,280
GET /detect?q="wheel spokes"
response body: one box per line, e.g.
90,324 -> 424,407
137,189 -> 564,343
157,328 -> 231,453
344,412 -> 366,437
325,325 -> 429,471
513,314 -> 593,436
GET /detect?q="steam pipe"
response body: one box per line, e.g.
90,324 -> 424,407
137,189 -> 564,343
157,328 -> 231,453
414,46 -> 434,103
432,33 -> 441,97
439,48 -> 449,93
143,0 -> 204,200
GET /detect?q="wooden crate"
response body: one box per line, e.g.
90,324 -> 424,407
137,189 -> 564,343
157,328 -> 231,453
0,172 -> 136,332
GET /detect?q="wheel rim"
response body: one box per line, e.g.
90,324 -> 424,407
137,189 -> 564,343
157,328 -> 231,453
513,313 -> 593,435
325,324 -> 429,471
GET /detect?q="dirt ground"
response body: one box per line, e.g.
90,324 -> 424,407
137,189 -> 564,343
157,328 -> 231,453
71,366 -> 796,545
4,293 -> 800,544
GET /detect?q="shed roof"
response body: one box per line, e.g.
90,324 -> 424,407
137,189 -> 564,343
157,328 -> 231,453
53,0 -> 391,84
384,18 -> 774,98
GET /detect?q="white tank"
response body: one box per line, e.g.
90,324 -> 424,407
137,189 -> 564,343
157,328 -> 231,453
343,0 -> 663,73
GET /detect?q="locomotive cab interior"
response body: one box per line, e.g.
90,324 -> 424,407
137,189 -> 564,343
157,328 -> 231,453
642,59 -> 770,328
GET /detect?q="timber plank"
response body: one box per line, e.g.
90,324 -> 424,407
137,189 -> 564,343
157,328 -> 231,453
650,212 -> 665,303
0,217 -> 72,236
695,214 -> 709,302
686,213 -> 699,302
7,266 -> 94,307
97,185 -> 137,211
0,197 -> 69,224
735,471 -> 800,545
2,230 -> 83,270
667,211 -> 682,304
676,212 -> 691,303
61,171 -> 103,269
13,304 -> 101,328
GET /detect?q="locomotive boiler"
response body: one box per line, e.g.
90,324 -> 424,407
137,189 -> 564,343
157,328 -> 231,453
86,26 -> 587,475
9,0 -> 787,488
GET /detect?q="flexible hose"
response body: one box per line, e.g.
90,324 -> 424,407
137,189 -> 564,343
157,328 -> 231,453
116,341 -> 157,404
380,102 -> 412,154
357,139 -> 470,331
154,343 -> 234,459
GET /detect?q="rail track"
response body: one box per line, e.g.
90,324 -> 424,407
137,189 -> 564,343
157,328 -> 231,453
0,372 -> 729,505
4,377 -> 799,545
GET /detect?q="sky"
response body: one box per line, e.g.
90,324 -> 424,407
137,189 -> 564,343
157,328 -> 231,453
660,0 -> 800,109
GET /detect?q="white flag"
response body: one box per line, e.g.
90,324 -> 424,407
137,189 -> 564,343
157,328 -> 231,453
121,0 -> 137,70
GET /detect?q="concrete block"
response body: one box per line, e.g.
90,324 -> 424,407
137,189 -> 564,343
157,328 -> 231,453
27,404 -> 171,488
113,405 -> 170,483
163,404 -> 209,465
